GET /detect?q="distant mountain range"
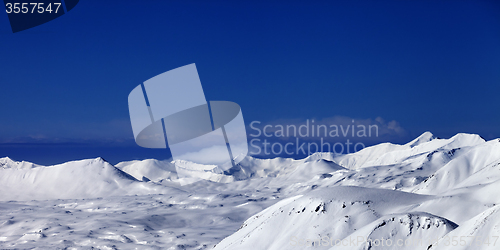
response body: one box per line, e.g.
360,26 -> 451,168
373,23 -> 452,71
1,132 -> 499,249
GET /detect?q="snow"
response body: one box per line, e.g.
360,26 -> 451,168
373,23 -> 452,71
0,157 -> 44,170
0,157 -> 175,202
0,132 -> 499,249
428,205 -> 500,250
212,187 -> 434,250
115,159 -> 177,182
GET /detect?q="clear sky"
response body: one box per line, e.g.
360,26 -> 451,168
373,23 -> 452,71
1,0 -> 499,164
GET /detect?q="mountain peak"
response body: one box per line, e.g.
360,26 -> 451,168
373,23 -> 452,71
0,156 -> 14,162
94,157 -> 107,163
303,152 -> 336,162
406,131 -> 436,148
0,157 -> 18,169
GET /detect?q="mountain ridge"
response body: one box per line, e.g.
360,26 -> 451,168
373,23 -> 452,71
1,132 -> 500,249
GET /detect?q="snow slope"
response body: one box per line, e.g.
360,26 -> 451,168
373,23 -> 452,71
0,157 -> 44,170
212,186 -> 438,250
412,139 -> 500,195
332,132 -> 485,170
428,205 -> 500,250
116,158 -> 178,182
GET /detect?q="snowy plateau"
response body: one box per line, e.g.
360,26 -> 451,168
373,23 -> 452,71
1,132 -> 500,249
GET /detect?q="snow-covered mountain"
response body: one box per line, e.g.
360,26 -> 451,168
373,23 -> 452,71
0,157 -> 176,201
115,158 -> 178,182
211,133 -> 500,250
1,132 -> 499,249
0,156 -> 44,170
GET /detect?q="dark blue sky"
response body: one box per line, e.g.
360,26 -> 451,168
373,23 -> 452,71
1,0 -> 499,164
